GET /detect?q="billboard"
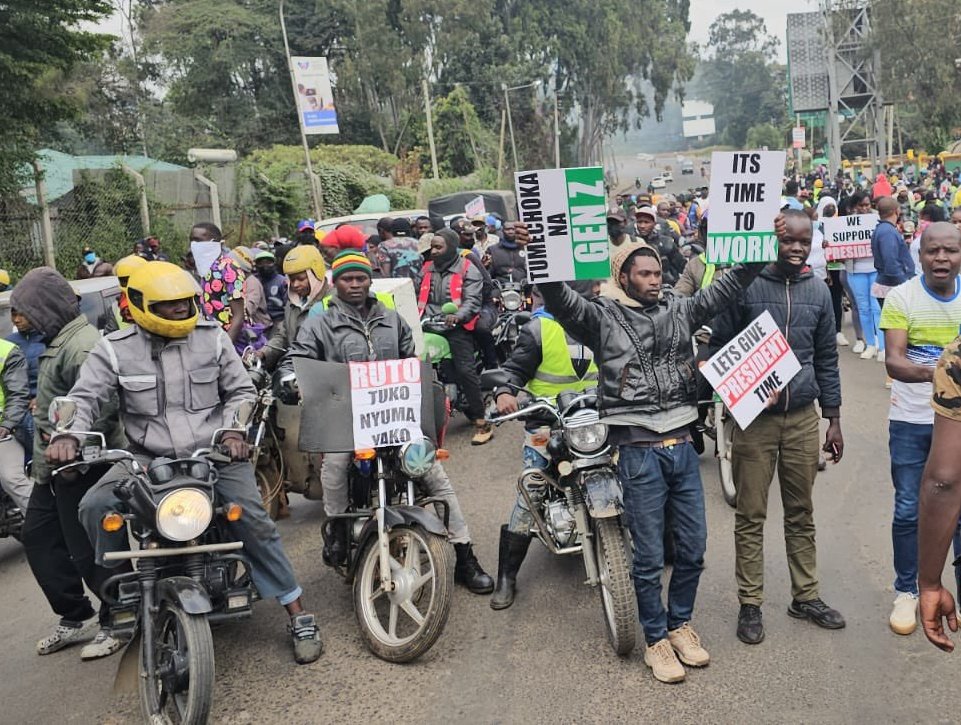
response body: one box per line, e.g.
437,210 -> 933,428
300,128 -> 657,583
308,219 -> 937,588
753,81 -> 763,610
681,100 -> 716,138
291,56 -> 339,135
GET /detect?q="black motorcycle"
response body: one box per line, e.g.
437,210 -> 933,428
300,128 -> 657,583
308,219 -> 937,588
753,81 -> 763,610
50,398 -> 256,725
491,281 -> 532,364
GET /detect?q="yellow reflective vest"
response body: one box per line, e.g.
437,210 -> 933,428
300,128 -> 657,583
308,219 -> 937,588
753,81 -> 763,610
527,317 -> 598,400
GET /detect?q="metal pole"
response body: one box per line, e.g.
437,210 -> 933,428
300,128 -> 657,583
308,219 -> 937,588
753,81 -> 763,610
33,161 -> 55,268
553,93 -> 561,168
279,0 -> 322,219
497,109 -> 506,186
795,113 -> 803,176
503,85 -> 518,171
423,79 -> 439,180
122,164 -> 150,235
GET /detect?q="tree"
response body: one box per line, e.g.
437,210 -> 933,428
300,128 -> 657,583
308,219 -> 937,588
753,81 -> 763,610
697,10 -> 788,147
0,0 -> 112,194
745,123 -> 785,150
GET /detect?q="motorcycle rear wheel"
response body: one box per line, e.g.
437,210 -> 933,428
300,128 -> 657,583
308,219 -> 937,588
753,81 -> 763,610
139,605 -> 215,725
594,518 -> 638,656
353,524 -> 453,663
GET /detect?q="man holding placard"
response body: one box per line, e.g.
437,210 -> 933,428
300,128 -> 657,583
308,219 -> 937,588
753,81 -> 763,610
709,209 -> 845,646
280,251 -> 494,594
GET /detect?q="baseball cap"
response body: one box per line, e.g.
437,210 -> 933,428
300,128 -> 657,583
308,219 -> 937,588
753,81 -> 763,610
470,214 -> 487,226
390,218 -> 412,237
635,206 -> 657,221
607,210 -> 627,223
296,218 -> 315,233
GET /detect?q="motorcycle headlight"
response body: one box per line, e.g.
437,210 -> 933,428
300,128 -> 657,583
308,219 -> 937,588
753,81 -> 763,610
398,438 -> 436,478
156,488 -> 213,542
502,289 -> 522,311
565,423 -> 608,454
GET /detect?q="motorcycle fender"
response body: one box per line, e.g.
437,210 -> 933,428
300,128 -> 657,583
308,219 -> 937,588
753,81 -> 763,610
155,576 -> 213,615
581,469 -> 624,519
388,505 -> 448,537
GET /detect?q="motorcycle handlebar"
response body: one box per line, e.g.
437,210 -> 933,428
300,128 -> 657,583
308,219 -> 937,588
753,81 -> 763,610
487,401 -> 560,426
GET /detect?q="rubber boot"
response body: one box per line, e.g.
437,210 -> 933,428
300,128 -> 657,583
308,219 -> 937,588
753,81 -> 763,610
453,542 -> 494,594
490,525 -> 531,610
322,518 -> 348,567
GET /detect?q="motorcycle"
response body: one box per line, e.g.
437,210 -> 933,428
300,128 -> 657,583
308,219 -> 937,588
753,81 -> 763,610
491,281 -> 531,364
421,302 -> 487,417
483,373 -> 638,655
49,397 -> 256,725
323,439 -> 454,663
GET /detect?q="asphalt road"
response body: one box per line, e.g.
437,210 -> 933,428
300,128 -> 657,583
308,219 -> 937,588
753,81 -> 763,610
1,333 -> 959,724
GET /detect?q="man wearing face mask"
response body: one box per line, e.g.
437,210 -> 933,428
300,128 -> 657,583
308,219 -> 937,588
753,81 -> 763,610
486,221 -> 527,285
75,247 -> 113,280
607,210 -> 632,253
254,250 -> 288,323
190,223 -> 246,344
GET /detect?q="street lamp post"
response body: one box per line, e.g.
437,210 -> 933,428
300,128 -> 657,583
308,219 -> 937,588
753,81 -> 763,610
501,80 -> 542,172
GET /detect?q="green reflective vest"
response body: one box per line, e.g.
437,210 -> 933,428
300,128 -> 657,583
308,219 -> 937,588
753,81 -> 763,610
527,318 -> 599,400
697,253 -> 716,289
0,338 -> 17,416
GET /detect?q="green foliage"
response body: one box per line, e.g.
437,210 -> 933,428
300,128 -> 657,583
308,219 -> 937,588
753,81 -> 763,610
0,0 -> 112,194
416,168 -> 503,206
745,123 -> 786,150
427,87 -> 497,178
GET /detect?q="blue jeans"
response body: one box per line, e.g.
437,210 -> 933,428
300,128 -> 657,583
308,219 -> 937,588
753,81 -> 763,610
507,427 -> 551,535
618,442 -> 706,644
849,271 -> 883,349
889,421 -> 961,595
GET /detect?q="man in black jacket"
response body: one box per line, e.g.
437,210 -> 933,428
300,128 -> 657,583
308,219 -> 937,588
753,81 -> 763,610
635,206 -> 686,287
709,209 -> 845,646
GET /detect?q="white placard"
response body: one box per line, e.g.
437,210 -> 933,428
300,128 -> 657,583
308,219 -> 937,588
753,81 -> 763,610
349,359 -> 422,448
701,311 -> 802,429
792,127 -> 806,149
291,56 -> 339,135
465,195 -> 487,219
822,214 -> 878,261
705,150 -> 786,264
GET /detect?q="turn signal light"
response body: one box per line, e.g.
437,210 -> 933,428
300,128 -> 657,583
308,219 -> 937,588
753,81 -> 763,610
354,448 -> 376,460
102,512 -> 125,532
224,503 -> 243,522
436,448 -> 450,460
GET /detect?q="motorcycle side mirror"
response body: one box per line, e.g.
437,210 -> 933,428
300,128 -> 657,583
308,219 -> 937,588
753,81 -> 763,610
231,401 -> 256,429
49,397 -> 77,432
440,302 -> 459,315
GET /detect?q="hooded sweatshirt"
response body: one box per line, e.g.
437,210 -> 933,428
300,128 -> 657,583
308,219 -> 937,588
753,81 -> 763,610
10,267 -> 80,343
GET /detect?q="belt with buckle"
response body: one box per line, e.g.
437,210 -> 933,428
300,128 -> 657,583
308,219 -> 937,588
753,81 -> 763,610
628,434 -> 692,449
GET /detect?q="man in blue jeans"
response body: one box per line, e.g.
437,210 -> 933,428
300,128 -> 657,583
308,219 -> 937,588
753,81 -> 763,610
880,221 -> 961,635
522,222 -> 769,683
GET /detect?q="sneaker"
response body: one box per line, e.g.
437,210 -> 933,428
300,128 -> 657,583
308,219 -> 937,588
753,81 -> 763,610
876,349 -> 886,363
852,340 -> 866,354
889,592 -> 918,635
471,420 -> 494,446
836,332 -> 850,346
643,638 -> 686,683
289,613 -> 323,664
80,629 -> 126,661
37,618 -> 98,655
787,598 -> 846,629
859,345 -> 878,360
668,623 -> 710,666
736,604 -> 764,644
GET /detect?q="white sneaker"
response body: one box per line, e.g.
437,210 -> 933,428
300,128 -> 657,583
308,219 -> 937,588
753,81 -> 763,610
876,349 -> 886,363
852,340 -> 866,354
889,592 -> 918,635
860,345 -> 878,360
80,629 -> 126,661
36,618 -> 98,655
836,332 -> 850,346
644,638 -> 686,683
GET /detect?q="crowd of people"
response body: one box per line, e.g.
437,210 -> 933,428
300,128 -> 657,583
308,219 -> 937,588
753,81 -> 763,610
1,155 -> 961,688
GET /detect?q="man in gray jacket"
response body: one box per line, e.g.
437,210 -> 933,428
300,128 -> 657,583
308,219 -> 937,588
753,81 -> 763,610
527,224 -> 769,684
709,209 -> 845,645
47,261 -> 323,665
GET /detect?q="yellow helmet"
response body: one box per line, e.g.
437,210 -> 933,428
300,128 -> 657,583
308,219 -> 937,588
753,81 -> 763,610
0,269 -> 10,288
126,261 -> 199,338
283,244 -> 327,280
115,255 -> 148,290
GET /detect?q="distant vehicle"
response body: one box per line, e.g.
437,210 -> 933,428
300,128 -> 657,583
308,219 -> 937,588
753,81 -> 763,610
315,210 -> 428,237
636,152 -> 654,161
681,160 -> 695,175
650,176 -> 667,189
662,171 -> 674,183
0,276 -> 121,338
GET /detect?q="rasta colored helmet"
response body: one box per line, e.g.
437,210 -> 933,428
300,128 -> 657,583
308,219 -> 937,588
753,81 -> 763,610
282,243 -> 327,280
126,261 -> 199,338
114,254 -> 148,290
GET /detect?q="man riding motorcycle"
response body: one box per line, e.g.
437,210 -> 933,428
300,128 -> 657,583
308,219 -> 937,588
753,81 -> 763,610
47,261 -> 323,665
489,282 -> 599,610
280,251 -> 494,594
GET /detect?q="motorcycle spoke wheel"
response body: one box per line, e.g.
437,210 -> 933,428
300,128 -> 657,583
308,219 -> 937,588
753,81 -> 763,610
594,518 -> 638,657
353,524 -> 453,663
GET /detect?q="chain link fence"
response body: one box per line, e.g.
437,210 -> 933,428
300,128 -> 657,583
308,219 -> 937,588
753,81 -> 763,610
0,197 -> 44,278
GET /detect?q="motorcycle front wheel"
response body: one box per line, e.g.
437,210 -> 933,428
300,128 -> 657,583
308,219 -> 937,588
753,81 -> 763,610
353,524 -> 453,663
594,518 -> 638,656
139,604 -> 215,725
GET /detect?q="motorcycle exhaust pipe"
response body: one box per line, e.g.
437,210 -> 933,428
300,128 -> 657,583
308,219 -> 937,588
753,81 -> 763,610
517,469 -> 581,556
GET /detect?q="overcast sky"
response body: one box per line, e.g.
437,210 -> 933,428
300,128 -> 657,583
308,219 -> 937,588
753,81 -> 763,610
689,0 -> 817,61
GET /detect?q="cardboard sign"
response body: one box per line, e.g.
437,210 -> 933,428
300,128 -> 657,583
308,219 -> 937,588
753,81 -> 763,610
465,195 -> 487,219
822,214 -> 878,261
705,150 -> 786,264
514,166 -> 609,283
349,359 -> 423,449
701,311 -> 801,429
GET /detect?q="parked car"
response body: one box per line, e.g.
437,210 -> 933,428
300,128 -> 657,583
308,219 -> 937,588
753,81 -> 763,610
315,210 -> 428,237
662,170 -> 674,183
650,176 -> 667,189
0,276 -> 122,338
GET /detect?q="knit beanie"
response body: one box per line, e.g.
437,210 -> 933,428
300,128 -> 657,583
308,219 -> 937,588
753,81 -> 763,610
331,250 -> 373,280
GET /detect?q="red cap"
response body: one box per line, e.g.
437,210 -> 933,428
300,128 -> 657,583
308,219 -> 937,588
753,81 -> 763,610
327,225 -> 365,250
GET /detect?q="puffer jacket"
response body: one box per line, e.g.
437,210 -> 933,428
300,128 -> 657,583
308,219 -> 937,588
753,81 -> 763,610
708,265 -> 841,418
538,264 -> 760,419
417,255 -> 483,325
487,242 -> 527,285
66,321 -> 255,459
280,294 -> 414,370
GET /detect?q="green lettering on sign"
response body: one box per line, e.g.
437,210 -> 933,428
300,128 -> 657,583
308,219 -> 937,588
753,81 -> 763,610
706,232 -> 779,264
565,167 -> 609,279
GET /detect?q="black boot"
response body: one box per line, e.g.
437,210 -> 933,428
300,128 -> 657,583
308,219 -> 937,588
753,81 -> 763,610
453,542 -> 494,594
490,525 -> 531,610
322,518 -> 348,567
